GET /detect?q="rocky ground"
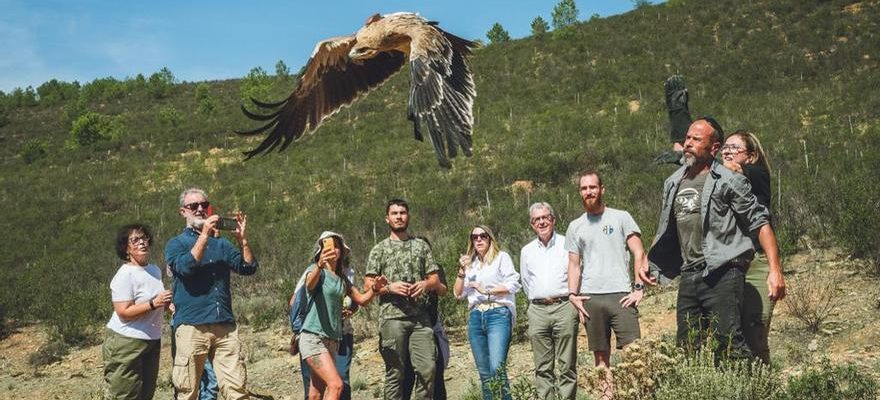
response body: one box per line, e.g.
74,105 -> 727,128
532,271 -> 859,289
1,250 -> 878,399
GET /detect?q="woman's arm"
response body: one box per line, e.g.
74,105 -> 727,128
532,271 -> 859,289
488,252 -> 520,296
453,255 -> 470,298
112,289 -> 171,322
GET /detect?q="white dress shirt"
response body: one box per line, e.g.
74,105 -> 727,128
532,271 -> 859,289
458,251 -> 521,317
520,233 -> 569,300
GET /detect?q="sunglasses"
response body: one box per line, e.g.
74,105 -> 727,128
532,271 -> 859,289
470,233 -> 490,241
183,201 -> 210,211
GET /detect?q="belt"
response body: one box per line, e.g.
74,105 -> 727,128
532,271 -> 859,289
473,302 -> 505,312
530,296 -> 568,306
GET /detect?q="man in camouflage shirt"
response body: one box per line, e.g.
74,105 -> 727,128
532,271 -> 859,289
365,199 -> 443,399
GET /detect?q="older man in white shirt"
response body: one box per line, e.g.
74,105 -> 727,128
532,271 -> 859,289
520,202 -> 579,400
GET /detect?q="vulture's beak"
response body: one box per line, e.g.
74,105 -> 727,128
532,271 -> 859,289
348,47 -> 376,61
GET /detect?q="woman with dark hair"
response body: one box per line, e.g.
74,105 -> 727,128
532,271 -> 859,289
454,225 -> 521,400
103,223 -> 172,399
721,129 -> 785,363
299,231 -> 386,400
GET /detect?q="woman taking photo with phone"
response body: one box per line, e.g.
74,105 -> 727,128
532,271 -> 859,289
454,225 -> 521,400
102,223 -> 172,400
299,231 -> 386,400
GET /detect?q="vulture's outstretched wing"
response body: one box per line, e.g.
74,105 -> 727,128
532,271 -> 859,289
237,36 -> 406,158
408,29 -> 477,168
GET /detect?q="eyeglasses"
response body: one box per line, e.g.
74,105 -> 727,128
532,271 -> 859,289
720,144 -> 747,154
470,233 -> 490,242
530,214 -> 554,224
128,236 -> 150,245
182,201 -> 210,211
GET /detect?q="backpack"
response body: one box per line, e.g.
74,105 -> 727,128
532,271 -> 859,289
288,269 -> 323,355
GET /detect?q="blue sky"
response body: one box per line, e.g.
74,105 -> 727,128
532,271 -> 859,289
0,0 -> 635,92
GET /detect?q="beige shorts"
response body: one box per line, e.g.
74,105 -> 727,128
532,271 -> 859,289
298,331 -> 339,360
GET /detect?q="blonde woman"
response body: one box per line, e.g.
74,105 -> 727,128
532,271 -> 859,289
721,130 -> 786,363
454,225 -> 521,400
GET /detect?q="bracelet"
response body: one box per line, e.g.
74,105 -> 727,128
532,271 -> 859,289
149,300 -> 156,310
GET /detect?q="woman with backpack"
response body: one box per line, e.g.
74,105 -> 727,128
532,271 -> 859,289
295,231 -> 387,400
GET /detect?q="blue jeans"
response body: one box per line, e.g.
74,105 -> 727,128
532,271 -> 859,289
199,359 -> 218,400
301,333 -> 354,400
468,307 -> 513,400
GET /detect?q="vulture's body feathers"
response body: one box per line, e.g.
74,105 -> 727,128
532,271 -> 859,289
237,12 -> 477,168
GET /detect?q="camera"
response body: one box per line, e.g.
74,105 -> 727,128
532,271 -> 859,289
218,217 -> 238,231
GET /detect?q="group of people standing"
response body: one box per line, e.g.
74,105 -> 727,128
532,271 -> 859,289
99,75 -> 786,400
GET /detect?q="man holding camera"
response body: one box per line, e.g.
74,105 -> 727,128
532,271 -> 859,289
364,199 -> 443,399
166,188 -> 258,400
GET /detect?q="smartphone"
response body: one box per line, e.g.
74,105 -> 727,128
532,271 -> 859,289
322,237 -> 336,251
218,217 -> 238,231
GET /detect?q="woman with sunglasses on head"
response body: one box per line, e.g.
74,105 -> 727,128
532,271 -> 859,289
454,225 -> 521,400
721,130 -> 786,364
102,223 -> 172,400
299,231 -> 387,400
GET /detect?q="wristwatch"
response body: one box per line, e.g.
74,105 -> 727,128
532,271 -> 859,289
633,282 -> 645,291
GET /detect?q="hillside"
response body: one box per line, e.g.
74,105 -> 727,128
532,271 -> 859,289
0,0 -> 879,396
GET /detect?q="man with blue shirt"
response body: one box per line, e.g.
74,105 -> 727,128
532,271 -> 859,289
166,188 -> 257,400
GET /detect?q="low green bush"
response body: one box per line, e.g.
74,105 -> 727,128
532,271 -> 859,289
28,339 -> 69,367
785,359 -> 879,400
19,139 -> 48,164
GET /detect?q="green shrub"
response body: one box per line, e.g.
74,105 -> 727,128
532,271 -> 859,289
240,66 -> 273,108
68,112 -> 126,148
19,139 -> 48,164
652,353 -> 783,400
81,77 -> 125,102
194,83 -> 217,115
147,67 -> 176,99
27,339 -> 69,367
156,104 -> 183,128
785,359 -> 879,400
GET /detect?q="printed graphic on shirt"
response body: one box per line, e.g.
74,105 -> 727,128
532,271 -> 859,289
602,225 -> 614,236
674,187 -> 701,221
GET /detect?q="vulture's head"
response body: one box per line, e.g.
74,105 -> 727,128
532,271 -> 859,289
348,13 -> 409,61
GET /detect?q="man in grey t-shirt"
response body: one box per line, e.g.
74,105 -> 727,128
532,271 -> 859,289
566,171 -> 647,399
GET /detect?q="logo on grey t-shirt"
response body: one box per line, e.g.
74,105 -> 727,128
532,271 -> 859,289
602,225 -> 614,235
675,188 -> 700,220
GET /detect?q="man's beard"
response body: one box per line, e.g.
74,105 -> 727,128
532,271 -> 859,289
684,151 -> 711,167
186,215 -> 206,230
390,222 -> 408,233
582,196 -> 602,211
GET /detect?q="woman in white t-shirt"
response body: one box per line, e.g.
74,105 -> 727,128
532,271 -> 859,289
102,223 -> 172,400
453,225 -> 521,400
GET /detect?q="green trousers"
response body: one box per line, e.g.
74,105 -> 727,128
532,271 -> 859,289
102,328 -> 161,400
379,316 -> 436,399
527,302 -> 579,400
743,254 -> 776,363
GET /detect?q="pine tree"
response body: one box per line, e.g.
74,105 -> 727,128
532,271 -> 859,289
486,22 -> 511,44
552,0 -> 579,29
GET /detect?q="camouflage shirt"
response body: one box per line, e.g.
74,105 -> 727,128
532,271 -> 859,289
365,237 -> 439,320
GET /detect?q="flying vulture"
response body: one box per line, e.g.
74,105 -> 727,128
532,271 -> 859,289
237,12 -> 478,168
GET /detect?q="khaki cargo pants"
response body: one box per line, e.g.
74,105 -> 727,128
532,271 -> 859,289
173,323 -> 248,400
